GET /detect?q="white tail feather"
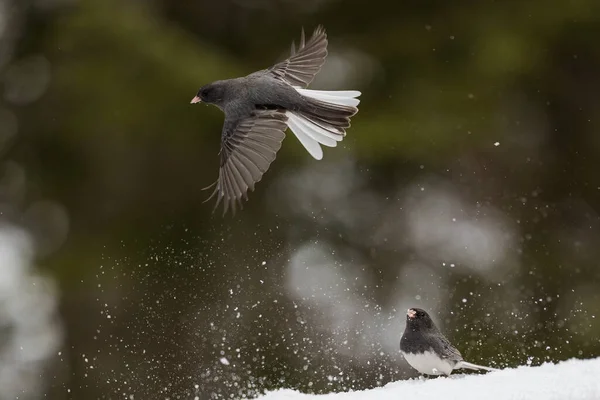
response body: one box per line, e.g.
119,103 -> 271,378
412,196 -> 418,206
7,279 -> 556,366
289,113 -> 342,144
295,88 -> 361,107
285,113 -> 323,160
456,361 -> 498,372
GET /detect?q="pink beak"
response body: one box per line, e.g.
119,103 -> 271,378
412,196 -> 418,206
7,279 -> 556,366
407,309 -> 416,319
190,96 -> 201,104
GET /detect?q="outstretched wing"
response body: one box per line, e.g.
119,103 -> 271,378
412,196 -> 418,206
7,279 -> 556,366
267,26 -> 328,88
204,110 -> 288,215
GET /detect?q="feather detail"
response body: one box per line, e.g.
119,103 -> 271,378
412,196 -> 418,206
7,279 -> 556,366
295,88 -> 362,108
285,112 -> 324,160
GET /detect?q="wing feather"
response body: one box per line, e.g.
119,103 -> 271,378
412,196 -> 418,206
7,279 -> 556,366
266,26 -> 328,88
205,110 -> 288,215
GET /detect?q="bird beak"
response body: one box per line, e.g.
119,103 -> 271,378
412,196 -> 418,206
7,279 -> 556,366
190,96 -> 202,104
407,309 -> 416,319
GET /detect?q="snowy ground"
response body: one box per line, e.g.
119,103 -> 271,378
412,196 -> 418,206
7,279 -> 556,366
256,357 -> 600,400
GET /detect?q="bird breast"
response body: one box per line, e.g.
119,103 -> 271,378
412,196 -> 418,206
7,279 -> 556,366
401,350 -> 454,376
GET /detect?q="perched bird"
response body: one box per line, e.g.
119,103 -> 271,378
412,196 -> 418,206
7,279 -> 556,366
400,308 -> 498,376
191,26 -> 361,215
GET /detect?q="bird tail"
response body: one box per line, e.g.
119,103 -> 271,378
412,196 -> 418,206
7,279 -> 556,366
456,361 -> 498,372
285,88 -> 361,160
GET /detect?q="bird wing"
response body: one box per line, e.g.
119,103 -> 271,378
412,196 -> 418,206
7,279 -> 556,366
434,334 -> 463,363
204,110 -> 288,215
266,26 -> 328,88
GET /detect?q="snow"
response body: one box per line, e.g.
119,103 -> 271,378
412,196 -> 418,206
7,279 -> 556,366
256,357 -> 600,400
220,357 -> 230,366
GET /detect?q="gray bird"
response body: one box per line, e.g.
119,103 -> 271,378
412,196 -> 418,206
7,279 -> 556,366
191,26 -> 361,215
400,308 -> 498,376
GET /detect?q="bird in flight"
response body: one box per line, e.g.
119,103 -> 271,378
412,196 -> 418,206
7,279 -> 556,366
191,26 -> 361,215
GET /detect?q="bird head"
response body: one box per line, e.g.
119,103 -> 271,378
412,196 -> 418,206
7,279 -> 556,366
191,81 -> 226,107
406,307 -> 435,331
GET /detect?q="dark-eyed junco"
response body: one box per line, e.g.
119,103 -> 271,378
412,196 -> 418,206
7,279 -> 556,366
400,308 -> 498,376
191,26 -> 361,215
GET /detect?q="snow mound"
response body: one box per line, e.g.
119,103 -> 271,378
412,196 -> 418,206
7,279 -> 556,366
256,357 -> 600,400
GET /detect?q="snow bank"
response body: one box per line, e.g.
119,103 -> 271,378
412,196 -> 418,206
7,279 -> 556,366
256,357 -> 600,400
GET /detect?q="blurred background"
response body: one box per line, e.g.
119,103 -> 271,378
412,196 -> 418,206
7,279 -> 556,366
1,0 -> 600,398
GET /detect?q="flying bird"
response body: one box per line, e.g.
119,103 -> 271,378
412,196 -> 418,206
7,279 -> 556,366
400,308 -> 498,376
191,26 -> 361,215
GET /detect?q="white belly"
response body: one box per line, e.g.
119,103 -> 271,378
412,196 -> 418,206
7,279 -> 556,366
401,351 -> 454,376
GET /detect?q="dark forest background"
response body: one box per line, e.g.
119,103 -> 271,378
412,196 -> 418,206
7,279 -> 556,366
0,0 -> 599,398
